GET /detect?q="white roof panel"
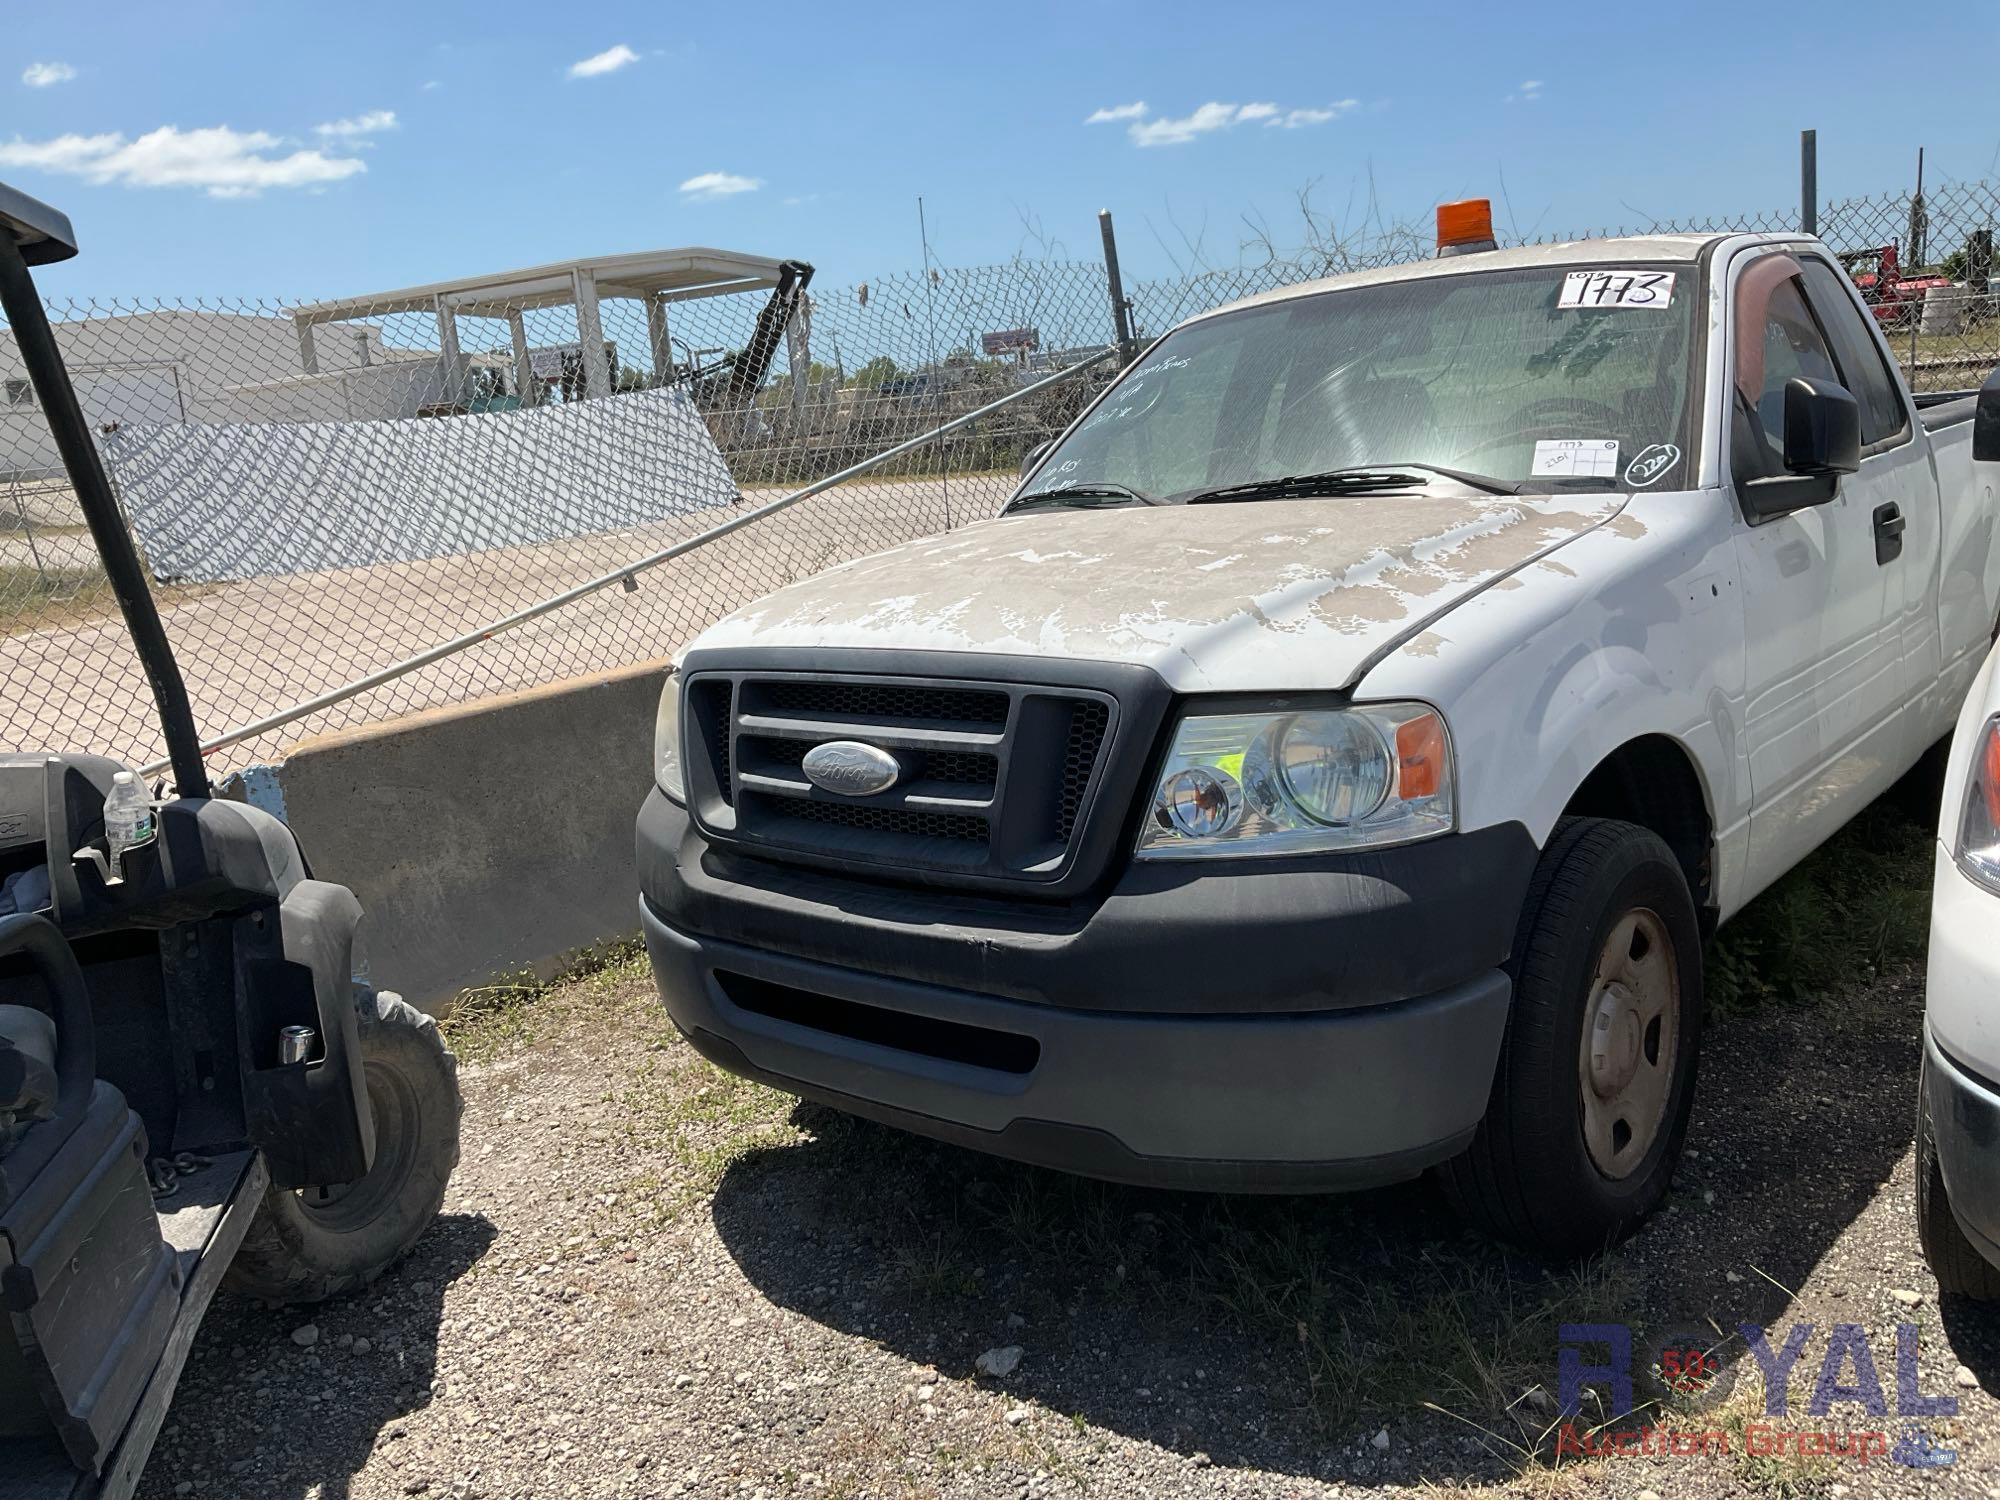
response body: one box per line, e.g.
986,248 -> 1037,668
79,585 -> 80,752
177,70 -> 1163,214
292,247 -> 797,324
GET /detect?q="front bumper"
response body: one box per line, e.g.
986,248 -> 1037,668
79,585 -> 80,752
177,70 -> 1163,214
1926,1030 -> 2000,1267
1925,840 -> 2000,1264
636,788 -> 1533,1190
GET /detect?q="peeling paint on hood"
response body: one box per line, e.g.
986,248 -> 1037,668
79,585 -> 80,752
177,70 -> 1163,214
694,492 -> 1630,692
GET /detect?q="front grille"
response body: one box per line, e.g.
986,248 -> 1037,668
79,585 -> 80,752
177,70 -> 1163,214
759,679 -> 1009,728
684,669 -> 1120,886
1056,700 -> 1110,841
761,737 -> 997,791
689,680 -> 734,807
749,792 -> 989,843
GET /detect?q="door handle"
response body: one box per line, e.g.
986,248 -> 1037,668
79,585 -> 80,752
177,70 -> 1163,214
1873,502 -> 1906,566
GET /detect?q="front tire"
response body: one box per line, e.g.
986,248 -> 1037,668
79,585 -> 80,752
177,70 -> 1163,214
224,986 -> 461,1305
1440,817 -> 1704,1255
1915,1054 -> 2000,1300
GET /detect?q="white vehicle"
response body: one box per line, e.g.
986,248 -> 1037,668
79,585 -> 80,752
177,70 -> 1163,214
636,201 -> 2000,1254
1918,632 -> 2000,1297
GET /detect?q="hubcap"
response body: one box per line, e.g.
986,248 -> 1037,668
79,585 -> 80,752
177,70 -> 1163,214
1577,908 -> 1679,1179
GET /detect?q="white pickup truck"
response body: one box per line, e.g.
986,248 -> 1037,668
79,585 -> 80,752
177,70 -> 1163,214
636,215 -> 2000,1253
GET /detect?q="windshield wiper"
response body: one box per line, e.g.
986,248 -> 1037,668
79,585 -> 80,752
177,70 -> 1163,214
1185,463 -> 1520,505
1004,482 -> 1161,514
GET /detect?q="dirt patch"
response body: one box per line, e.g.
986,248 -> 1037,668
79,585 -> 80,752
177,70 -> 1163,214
135,816 -> 2000,1499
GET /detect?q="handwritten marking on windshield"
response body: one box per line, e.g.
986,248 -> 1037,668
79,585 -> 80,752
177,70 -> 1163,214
1558,269 -> 1676,308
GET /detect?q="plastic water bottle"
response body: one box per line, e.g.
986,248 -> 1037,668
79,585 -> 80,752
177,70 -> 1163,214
103,770 -> 156,871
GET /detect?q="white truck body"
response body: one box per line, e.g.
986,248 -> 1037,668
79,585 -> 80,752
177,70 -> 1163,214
700,233 -> 2000,922
1917,636 -> 2000,1294
639,228 -> 2000,1251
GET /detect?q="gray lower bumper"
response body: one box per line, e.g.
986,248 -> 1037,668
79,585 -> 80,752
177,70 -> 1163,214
641,895 -> 1511,1192
1928,1030 -> 2000,1265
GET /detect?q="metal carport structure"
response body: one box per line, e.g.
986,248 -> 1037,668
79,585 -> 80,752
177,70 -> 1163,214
289,248 -> 808,407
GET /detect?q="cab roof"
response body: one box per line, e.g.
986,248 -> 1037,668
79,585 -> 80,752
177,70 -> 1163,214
1190,232 -> 1731,328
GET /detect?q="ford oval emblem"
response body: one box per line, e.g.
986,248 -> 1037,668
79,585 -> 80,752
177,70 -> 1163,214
800,740 -> 901,797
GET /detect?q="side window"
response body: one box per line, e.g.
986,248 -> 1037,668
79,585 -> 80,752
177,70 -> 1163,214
1798,257 -> 1909,447
1735,279 -> 1841,479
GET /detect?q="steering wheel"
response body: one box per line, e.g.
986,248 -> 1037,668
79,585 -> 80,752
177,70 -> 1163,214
1455,396 -> 1625,460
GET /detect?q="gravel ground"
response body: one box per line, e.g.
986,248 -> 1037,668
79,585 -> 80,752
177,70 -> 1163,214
132,923 -> 2000,1499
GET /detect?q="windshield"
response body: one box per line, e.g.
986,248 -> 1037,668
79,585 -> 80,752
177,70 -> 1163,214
1030,262 -> 1700,500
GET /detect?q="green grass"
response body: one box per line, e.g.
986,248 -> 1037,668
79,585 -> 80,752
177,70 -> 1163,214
1193,1214 -> 1634,1439
1703,799 -> 1933,1014
877,1162 -> 1636,1443
438,938 -> 648,1063
0,562 -> 117,634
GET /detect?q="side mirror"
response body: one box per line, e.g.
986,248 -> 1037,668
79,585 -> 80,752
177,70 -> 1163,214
1739,377 -> 1861,524
1975,366 -> 2000,464
1781,377 -> 1861,476
1019,439 -> 1052,479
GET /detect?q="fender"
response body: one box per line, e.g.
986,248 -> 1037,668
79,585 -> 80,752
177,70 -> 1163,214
1354,485 -> 1756,914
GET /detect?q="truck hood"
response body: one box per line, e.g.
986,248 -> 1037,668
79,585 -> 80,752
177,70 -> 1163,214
694,492 -> 1630,692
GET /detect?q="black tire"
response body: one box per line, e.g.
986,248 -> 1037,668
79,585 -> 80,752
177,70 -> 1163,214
1440,817 -> 1704,1255
224,986 -> 461,1305
1916,1053 -> 2000,1300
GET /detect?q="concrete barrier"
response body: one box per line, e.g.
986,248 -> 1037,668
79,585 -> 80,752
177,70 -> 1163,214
228,657 -> 670,1013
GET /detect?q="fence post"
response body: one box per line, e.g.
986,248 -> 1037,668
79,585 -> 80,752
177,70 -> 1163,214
1098,210 -> 1137,364
1800,129 -> 1817,237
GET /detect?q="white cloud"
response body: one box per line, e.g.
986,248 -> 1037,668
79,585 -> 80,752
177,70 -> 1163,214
421,79 -> 442,91
0,126 -> 366,197
679,170 -> 761,202
22,62 -> 77,88
1506,79 -> 1544,104
1084,101 -> 1147,125
1129,101 -> 1244,147
568,44 -> 640,79
1126,99 -> 1350,147
314,109 -> 398,139
1264,100 -> 1357,129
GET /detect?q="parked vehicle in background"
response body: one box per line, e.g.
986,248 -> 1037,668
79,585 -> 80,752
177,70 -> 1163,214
0,181 -> 462,1500
638,200 -> 2000,1255
1917,619 -> 2000,1299
1839,242 -> 1953,328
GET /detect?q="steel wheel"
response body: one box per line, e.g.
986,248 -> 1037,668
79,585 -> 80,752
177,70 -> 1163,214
1577,907 -> 1679,1179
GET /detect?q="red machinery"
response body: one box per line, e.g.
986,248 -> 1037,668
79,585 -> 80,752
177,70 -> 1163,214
1838,242 -> 1953,327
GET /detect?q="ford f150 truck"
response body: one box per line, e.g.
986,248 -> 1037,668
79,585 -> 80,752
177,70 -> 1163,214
636,205 -> 2000,1253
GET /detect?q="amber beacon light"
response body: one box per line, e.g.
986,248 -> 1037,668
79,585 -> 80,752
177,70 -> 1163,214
1436,198 -> 1498,256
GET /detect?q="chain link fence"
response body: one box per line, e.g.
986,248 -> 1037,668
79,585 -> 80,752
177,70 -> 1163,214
0,261 -> 1116,772
3,173 -> 1996,774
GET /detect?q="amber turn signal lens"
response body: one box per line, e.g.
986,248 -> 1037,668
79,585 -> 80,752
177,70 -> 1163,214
1436,198 -> 1495,249
1980,720 -> 2000,827
1395,712 -> 1448,800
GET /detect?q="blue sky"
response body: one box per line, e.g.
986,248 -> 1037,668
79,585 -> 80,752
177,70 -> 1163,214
5,0 -> 1998,304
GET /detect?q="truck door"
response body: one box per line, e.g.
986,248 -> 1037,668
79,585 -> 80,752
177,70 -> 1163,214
1732,248 -> 1929,895
1795,251 -> 1942,725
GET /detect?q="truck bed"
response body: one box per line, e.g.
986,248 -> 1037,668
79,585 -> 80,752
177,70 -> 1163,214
1917,388 -> 1981,427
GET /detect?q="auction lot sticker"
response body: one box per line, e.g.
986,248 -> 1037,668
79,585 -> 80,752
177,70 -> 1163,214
1532,438 -> 1620,478
1559,269 -> 1676,308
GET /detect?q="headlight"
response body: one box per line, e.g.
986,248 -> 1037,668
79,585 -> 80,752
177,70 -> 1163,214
1956,713 -> 2000,894
1136,703 -> 1453,859
655,670 -> 685,803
